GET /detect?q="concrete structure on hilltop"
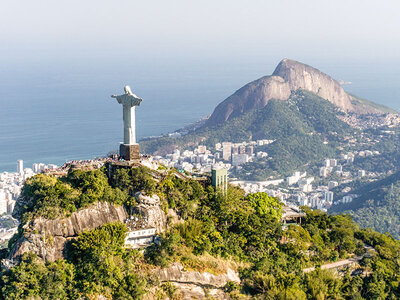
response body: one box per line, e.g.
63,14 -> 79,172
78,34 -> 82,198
125,227 -> 156,249
281,206 -> 305,225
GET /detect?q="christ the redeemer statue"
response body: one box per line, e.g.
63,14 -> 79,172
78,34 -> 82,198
111,85 -> 142,145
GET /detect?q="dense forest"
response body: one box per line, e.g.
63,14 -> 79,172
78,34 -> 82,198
1,167 -> 399,299
331,170 -> 400,239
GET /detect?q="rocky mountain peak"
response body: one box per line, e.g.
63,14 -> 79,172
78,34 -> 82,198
206,59 -> 354,126
272,59 -> 353,111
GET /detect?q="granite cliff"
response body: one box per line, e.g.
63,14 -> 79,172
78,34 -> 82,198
154,263 -> 240,299
10,202 -> 129,262
9,193 -> 167,262
206,58 -> 369,125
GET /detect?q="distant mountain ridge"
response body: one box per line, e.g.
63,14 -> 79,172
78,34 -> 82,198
206,59 -> 392,126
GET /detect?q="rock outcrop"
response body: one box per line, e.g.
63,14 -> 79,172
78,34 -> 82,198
133,192 -> 167,233
156,263 -> 240,299
272,59 -> 353,111
157,263 -> 240,288
207,76 -> 291,125
10,192 -> 169,262
206,58 -> 354,125
10,202 -> 128,262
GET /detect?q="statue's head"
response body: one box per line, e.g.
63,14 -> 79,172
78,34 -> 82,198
124,85 -> 133,95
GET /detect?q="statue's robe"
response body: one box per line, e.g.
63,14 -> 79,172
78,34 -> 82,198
112,94 -> 142,145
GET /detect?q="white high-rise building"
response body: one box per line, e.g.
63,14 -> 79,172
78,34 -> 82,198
324,191 -> 334,203
7,200 -> 16,214
33,163 -> 40,173
17,160 -> 24,175
325,159 -> 331,167
0,190 -> 8,214
310,196 -> 319,208
222,142 -> 232,161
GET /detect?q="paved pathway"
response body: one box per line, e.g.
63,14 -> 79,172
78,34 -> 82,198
303,245 -> 375,273
303,256 -> 363,273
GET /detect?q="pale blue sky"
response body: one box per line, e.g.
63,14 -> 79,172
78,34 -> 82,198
1,0 -> 399,64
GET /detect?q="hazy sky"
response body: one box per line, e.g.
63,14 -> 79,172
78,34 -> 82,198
1,0 -> 400,65
1,0 -> 400,170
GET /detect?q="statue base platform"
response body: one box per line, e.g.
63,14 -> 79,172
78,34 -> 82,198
120,144 -> 140,161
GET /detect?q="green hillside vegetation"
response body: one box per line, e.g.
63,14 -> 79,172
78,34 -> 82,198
141,90 -> 354,179
1,168 -> 400,299
330,171 -> 400,239
349,93 -> 398,114
16,169 -> 130,223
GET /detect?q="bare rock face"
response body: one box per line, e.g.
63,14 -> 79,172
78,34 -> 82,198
157,263 -> 240,288
272,59 -> 353,111
134,192 -> 167,233
207,75 -> 291,125
155,262 -> 240,299
206,58 -> 354,125
10,202 -> 128,262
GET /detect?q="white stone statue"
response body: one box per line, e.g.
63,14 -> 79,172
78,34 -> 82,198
111,86 -> 143,145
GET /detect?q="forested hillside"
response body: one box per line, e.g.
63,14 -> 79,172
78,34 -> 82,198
1,167 -> 399,299
331,171 -> 400,239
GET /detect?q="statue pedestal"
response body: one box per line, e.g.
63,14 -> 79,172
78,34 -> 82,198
120,144 -> 140,161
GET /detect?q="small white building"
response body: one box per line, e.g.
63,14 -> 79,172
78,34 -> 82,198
125,227 -> 156,249
302,184 -> 313,193
342,195 -> 353,203
256,151 -> 268,158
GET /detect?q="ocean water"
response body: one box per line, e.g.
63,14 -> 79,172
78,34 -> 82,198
0,59 -> 399,172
